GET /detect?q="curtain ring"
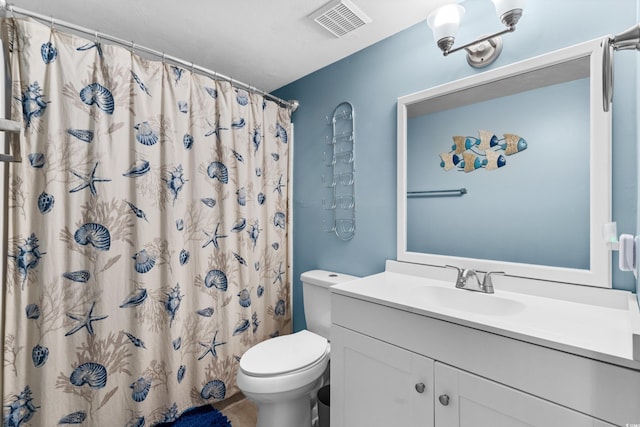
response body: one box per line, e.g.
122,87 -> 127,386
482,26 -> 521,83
190,61 -> 194,73
161,52 -> 166,63
94,30 -> 99,43
8,5 -> 15,19
50,16 -> 54,29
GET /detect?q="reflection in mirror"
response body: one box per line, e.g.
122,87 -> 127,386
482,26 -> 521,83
397,38 -> 612,287
406,79 -> 589,269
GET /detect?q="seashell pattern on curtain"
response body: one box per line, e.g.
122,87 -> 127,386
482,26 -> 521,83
2,17 -> 291,426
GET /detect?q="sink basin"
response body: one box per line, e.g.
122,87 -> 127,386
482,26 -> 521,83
415,285 -> 525,316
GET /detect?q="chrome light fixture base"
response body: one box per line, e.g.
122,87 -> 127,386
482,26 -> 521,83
437,37 -> 455,54
465,36 -> 503,68
500,8 -> 523,27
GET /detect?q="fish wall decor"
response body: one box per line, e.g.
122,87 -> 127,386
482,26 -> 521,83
439,130 -> 527,173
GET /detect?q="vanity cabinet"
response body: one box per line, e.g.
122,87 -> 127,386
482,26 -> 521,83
332,325 -> 614,427
329,281 -> 638,427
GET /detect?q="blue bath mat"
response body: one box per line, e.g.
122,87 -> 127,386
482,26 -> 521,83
155,405 -> 231,427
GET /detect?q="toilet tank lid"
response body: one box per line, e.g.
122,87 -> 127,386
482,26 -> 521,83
300,270 -> 359,288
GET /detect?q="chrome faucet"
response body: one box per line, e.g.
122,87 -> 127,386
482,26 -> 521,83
446,265 -> 504,294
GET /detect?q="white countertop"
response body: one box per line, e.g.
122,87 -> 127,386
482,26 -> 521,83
331,262 -> 640,371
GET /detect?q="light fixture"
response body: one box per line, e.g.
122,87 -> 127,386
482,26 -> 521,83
427,0 -> 526,68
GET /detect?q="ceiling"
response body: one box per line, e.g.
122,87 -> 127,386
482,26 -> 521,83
6,0 -> 449,93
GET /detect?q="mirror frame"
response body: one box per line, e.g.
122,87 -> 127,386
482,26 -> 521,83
397,37 -> 612,288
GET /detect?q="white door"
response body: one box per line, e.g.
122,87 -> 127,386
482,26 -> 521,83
331,325 -> 434,427
434,362 -> 616,427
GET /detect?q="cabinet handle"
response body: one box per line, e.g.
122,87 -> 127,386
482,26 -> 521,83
438,394 -> 450,406
414,382 -> 426,394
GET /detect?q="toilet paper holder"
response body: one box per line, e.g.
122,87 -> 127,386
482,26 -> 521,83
603,222 -> 638,278
619,234 -> 638,279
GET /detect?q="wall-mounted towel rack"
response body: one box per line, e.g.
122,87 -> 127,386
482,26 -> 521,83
322,101 -> 355,240
407,188 -> 467,198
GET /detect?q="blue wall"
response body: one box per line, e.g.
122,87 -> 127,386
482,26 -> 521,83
406,79 -> 590,268
274,0 -> 639,331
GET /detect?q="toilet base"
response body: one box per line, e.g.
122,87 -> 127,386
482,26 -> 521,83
244,377 -> 324,427
255,394 -> 312,427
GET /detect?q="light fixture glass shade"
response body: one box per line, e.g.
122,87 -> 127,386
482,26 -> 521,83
427,4 -> 465,42
490,0 -> 526,19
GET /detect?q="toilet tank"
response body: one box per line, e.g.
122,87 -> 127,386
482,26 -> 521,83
301,270 -> 358,340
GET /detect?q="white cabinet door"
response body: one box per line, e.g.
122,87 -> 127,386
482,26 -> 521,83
331,325 -> 434,427
434,362 -> 616,427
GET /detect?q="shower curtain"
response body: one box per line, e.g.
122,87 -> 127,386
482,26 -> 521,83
2,17 -> 291,426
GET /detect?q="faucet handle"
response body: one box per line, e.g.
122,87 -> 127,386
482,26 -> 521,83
482,271 -> 505,293
445,265 -> 465,288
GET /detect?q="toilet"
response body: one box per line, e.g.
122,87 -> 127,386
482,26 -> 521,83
236,270 -> 358,427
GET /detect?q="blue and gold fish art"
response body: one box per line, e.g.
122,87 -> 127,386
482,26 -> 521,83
439,130 -> 527,173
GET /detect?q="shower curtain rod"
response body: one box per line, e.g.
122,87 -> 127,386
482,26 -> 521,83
0,2 -> 299,111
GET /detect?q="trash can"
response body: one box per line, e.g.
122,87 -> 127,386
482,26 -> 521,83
317,385 -> 330,427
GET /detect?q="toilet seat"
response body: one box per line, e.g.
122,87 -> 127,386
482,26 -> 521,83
237,352 -> 329,395
240,330 -> 328,377
237,330 -> 330,395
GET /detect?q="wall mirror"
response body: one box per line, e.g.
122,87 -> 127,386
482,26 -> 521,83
397,37 -> 612,287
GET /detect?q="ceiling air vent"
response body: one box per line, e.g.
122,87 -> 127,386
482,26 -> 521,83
310,0 -> 372,38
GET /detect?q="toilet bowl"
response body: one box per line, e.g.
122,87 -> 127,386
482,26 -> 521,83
237,330 -> 329,427
236,270 -> 358,427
